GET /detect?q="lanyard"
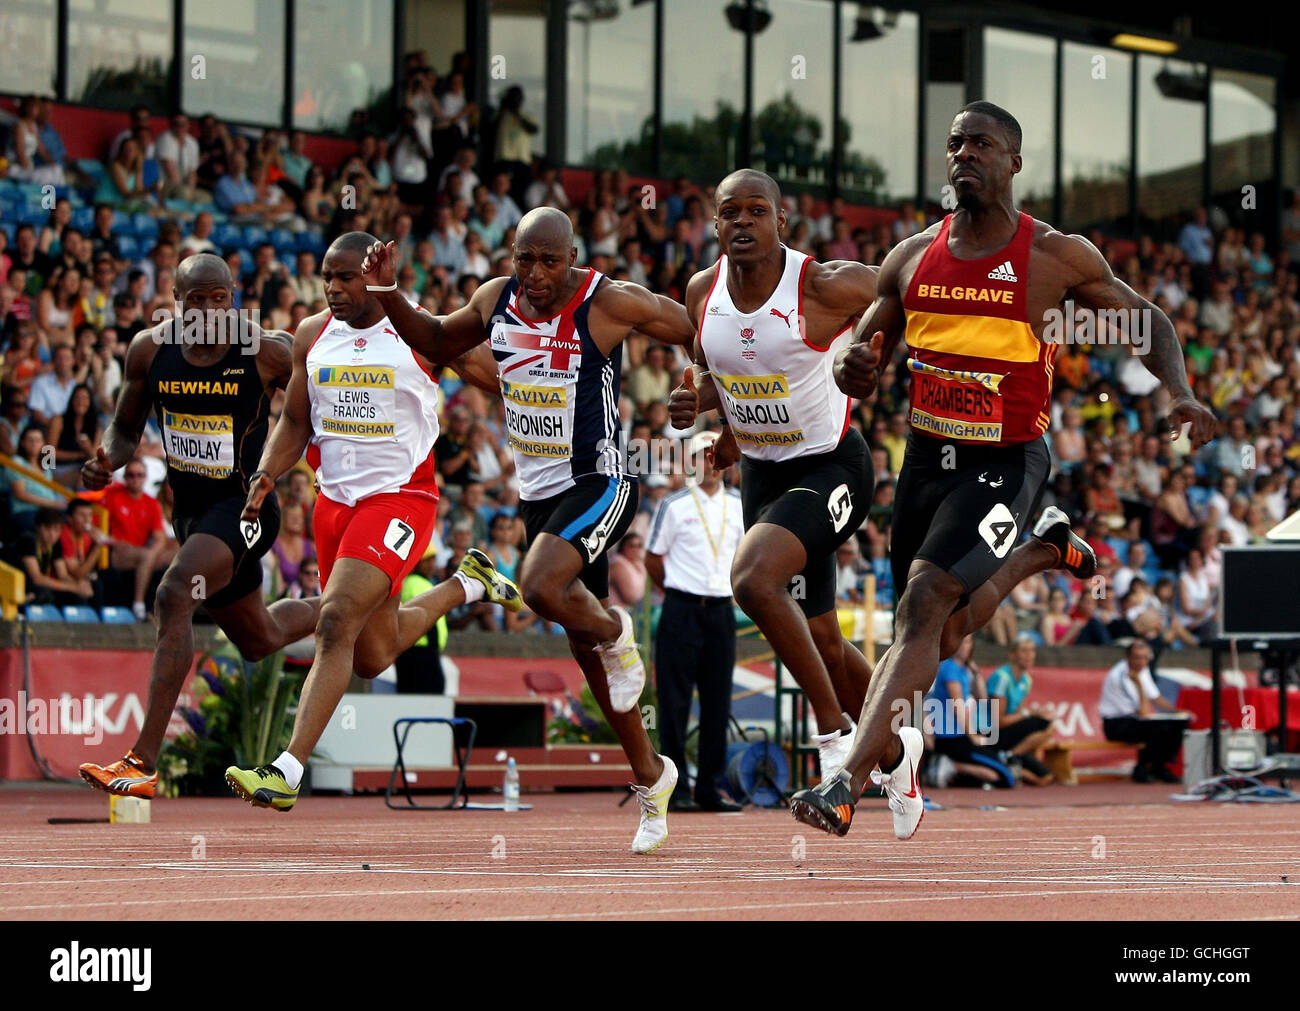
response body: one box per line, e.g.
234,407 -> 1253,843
688,482 -> 727,561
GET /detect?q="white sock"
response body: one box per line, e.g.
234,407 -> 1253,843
812,728 -> 843,744
274,751 -> 304,789
452,570 -> 485,603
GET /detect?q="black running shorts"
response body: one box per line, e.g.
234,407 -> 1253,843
173,494 -> 280,610
890,432 -> 1051,598
518,473 -> 639,600
739,426 -> 873,618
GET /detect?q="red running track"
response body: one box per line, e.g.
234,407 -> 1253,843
1,783 -> 1297,920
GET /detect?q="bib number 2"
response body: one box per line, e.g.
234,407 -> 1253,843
383,518 -> 416,560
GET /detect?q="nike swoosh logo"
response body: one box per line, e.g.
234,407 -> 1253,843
902,762 -> 918,799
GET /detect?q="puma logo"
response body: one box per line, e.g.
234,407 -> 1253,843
979,472 -> 1005,488
383,327 -> 398,336
769,307 -> 795,329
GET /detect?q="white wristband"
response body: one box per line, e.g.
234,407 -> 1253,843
365,282 -> 398,292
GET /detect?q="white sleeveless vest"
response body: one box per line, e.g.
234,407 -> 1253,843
700,246 -> 850,462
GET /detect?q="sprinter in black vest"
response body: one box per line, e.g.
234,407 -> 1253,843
78,253 -> 320,799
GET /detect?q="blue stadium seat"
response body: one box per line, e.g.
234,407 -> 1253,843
71,205 -> 94,231
241,225 -> 268,248
270,228 -> 296,253
116,235 -> 139,259
76,158 -> 107,183
24,604 -> 63,622
212,223 -> 241,249
1141,566 -> 1162,588
1106,537 -> 1130,564
100,606 -> 137,624
111,209 -> 129,232
19,204 -> 46,226
0,222 -> 14,244
133,213 -> 160,238
1022,629 -> 1045,647
278,252 -> 297,274
62,605 -> 100,623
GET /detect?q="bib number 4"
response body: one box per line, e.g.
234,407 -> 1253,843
977,502 -> 1017,559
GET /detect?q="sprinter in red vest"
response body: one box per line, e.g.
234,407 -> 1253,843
791,101 -> 1218,841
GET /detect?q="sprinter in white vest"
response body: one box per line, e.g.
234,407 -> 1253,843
225,232 -> 522,813
670,169 -> 879,790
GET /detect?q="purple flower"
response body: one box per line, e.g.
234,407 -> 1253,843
182,708 -> 208,738
199,669 -> 227,696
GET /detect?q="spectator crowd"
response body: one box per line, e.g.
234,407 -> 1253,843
2,53 -> 1298,666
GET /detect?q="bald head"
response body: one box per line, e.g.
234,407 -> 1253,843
515,207 -> 573,253
175,252 -> 232,295
716,169 -> 781,208
329,230 -> 380,261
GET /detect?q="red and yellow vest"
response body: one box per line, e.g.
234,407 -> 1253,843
901,212 -> 1054,446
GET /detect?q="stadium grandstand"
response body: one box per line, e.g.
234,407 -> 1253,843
0,0 -> 1298,934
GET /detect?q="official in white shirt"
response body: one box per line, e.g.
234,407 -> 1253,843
646,430 -> 744,812
1098,639 -> 1191,783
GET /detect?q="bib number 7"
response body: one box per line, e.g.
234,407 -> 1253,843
383,518 -> 417,560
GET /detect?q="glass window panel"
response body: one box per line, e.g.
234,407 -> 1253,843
490,0 -> 548,160
839,9 -> 918,204
69,0 -> 173,111
661,0 -> 745,183
0,0 -> 57,97
982,28 -> 1056,216
751,0 -> 833,193
292,0 -> 393,133
924,81 -> 964,210
1137,55 -> 1207,236
1061,42 -> 1131,235
183,0 -> 286,126
1210,68 -> 1275,212
567,0 -> 654,173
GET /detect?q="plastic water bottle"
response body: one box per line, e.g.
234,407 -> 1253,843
503,757 -> 520,811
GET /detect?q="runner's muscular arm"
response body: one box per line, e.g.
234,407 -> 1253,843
1055,233 -> 1217,448
82,329 -> 160,488
242,316 -> 317,521
806,261 -> 879,346
254,328 -> 296,390
448,342 -> 503,399
668,271 -> 722,428
361,240 -> 497,364
589,280 -> 694,357
834,232 -> 931,399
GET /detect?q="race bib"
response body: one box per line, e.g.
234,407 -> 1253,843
161,410 -> 235,478
383,517 -> 417,560
315,365 -> 398,439
908,362 -> 1005,443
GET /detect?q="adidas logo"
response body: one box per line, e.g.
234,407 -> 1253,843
987,260 -> 1018,283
